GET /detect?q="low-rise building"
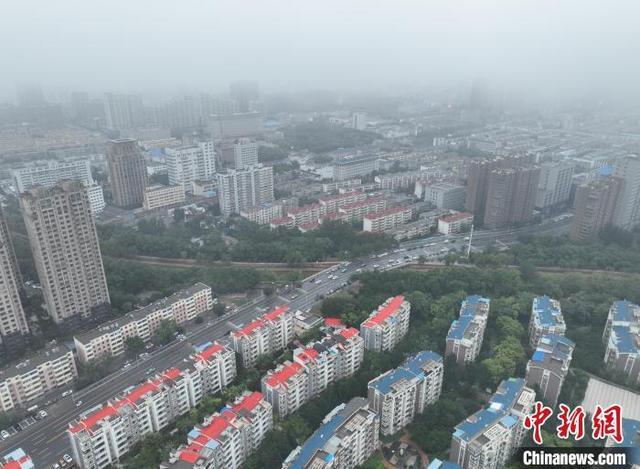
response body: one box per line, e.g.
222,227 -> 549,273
0,448 -> 34,469
269,216 -> 295,229
0,344 -> 77,412
74,283 -> 213,364
368,351 -> 443,435
283,397 -> 379,469
231,306 -> 294,368
286,204 -> 323,227
360,296 -> 411,352
390,219 -> 431,241
438,212 -> 473,235
239,203 -> 283,225
525,334 -> 575,408
143,184 -> 186,211
375,171 -> 423,190
338,196 -> 388,222
161,392 -> 272,469
445,296 -> 490,365
318,191 -> 367,213
322,179 -> 362,193
363,206 -> 412,233
528,296 -> 566,348
602,300 -> 640,385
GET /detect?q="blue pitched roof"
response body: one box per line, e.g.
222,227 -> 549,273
447,315 -> 474,340
370,351 -> 442,395
460,295 -> 490,317
428,459 -> 461,469
404,351 -> 443,375
454,408 -> 506,442
533,295 -> 563,328
612,300 -> 636,323
289,412 -> 346,469
490,378 -> 525,411
611,326 -> 639,354
614,418 -> 640,447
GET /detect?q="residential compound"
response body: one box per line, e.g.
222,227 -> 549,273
283,397 -> 379,469
106,138 -> 148,208
0,344 -> 77,412
74,283 -> 213,364
360,296 -> 411,352
231,306 -> 294,368
165,141 -> 216,190
570,176 -> 623,241
20,180 -> 110,326
528,296 -> 566,348
68,342 -> 236,469
162,391 -> 272,469
217,164 -> 274,216
446,296 -> 490,365
525,334 -> 575,407
362,206 -> 412,233
602,300 -> 640,385
262,328 -> 364,418
438,212 -> 473,235
367,351 -> 443,435
450,378 -> 535,469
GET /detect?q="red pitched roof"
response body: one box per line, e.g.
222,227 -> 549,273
296,347 -> 319,363
364,296 -> 405,328
264,305 -> 289,321
264,362 -> 304,388
324,317 -> 345,328
232,391 -> 263,414
339,327 -> 359,339
163,368 -> 182,381
179,447 -> 202,464
69,405 -> 118,434
195,343 -> 224,362
233,306 -> 289,337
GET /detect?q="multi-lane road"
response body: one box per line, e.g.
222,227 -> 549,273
0,217 -> 571,467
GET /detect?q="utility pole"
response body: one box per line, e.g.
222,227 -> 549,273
466,224 -> 474,258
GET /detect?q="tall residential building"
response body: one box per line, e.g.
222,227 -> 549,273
0,209 -> 29,352
231,306 -> 294,368
12,159 -> 105,214
360,296 -> 411,352
424,182 -> 467,210
465,159 -> 498,224
165,141 -> 216,190
283,397 -> 379,469
103,93 -> 143,131
162,392 -> 272,469
106,139 -> 148,208
368,351 -> 443,435
602,300 -> 640,385
20,181 -> 110,326
446,296 -> 490,365
483,166 -> 540,229
535,161 -> 574,211
352,112 -> 367,130
525,334 -> 575,408
528,296 -> 566,348
612,155 -> 640,230
570,177 -> 623,241
450,378 -> 535,469
217,164 -> 274,216
233,138 -> 259,169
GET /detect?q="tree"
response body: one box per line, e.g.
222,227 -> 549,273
153,319 -> 180,345
124,336 -> 145,358
263,286 -> 275,296
213,303 -> 227,316
173,208 -> 185,224
320,293 -> 356,317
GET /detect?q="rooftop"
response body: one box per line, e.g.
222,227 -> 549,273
440,211 -> 473,223
264,362 -> 304,388
363,295 -> 406,328
369,351 -> 442,395
233,305 -> 289,337
0,344 -> 71,382
447,315 -> 475,341
489,378 -> 525,411
364,206 -> 411,220
610,300 -> 639,323
532,295 -> 565,329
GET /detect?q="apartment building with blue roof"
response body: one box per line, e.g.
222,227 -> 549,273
603,301 -> 640,385
450,378 -> 535,469
528,295 -> 566,347
367,351 -> 443,435
525,334 -> 574,408
283,397 -> 379,469
446,296 -> 490,365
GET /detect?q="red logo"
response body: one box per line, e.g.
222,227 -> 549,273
523,401 -> 553,445
556,404 -> 586,440
592,404 -> 623,444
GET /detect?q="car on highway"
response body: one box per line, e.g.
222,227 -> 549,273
76,400 -> 83,407
0,430 -> 9,439
38,410 -> 47,419
63,454 -> 73,464
62,390 -> 73,397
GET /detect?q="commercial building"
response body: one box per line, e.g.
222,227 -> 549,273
233,137 -> 259,169
106,139 -> 148,208
360,296 -> 411,352
231,306 -> 294,368
283,397 -> 379,469
74,283 -> 213,364
142,184 -> 186,211
535,161 -> 574,211
0,209 -> 29,354
368,351 -> 443,435
239,203 -> 283,225
0,344 -> 77,412
438,212 -> 473,235
262,328 -> 364,418
528,296 -> 566,348
165,141 -> 216,190
217,164 -> 274,216
20,181 -> 110,326
483,166 -> 540,229
162,392 -> 272,469
446,296 -> 490,365
602,300 -> 640,385
424,183 -> 467,210
570,177 -> 623,241
525,334 -> 575,408
612,155 -> 640,230
333,155 -> 379,181
450,378 -> 535,469
363,206 -> 412,233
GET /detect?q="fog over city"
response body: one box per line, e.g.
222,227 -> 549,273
2,0 -> 640,102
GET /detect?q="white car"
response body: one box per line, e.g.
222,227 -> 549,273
38,410 -> 47,419
0,430 -> 9,439
62,390 -> 73,398
63,454 -> 73,464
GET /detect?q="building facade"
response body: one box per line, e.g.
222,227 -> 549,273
217,165 -> 274,216
363,206 -> 412,233
360,296 -> 411,352
233,137 -> 259,169
142,184 -> 186,211
438,212 -> 473,235
165,141 -> 216,190
333,155 -> 379,181
106,139 -> 148,208
20,181 -> 110,326
483,166 -> 540,229
525,334 -> 575,408
612,155 -> 640,230
424,183 -> 467,210
535,161 -> 574,211
528,296 -> 566,348
570,177 -> 622,241
446,296 -> 490,365
602,300 -> 640,385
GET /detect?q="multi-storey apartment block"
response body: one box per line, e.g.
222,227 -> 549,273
525,334 -> 575,408
74,283 -> 213,364
162,391 -> 272,469
165,141 -> 216,190
368,351 -> 443,435
262,328 -> 364,418
450,378 -> 535,469
142,184 -> 186,211
362,206 -> 412,233
217,164 -> 274,216
318,191 -> 368,213
602,300 -> 640,385
68,341 -> 236,469
106,139 -> 148,208
239,203 -> 283,225
360,296 -> 411,352
283,397 -> 380,469
446,296 -> 490,365
528,296 -> 566,348
0,344 -> 77,412
337,196 -> 387,222
231,305 -> 294,368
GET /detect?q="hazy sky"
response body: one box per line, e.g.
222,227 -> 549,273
2,0 -> 639,100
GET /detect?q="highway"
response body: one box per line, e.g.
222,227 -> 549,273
0,217 -> 572,467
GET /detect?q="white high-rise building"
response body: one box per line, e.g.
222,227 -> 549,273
233,138 -> 259,169
613,155 -> 640,229
535,161 -> 574,210
165,141 -> 216,190
352,112 -> 367,130
360,296 -> 411,352
217,164 -> 274,216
